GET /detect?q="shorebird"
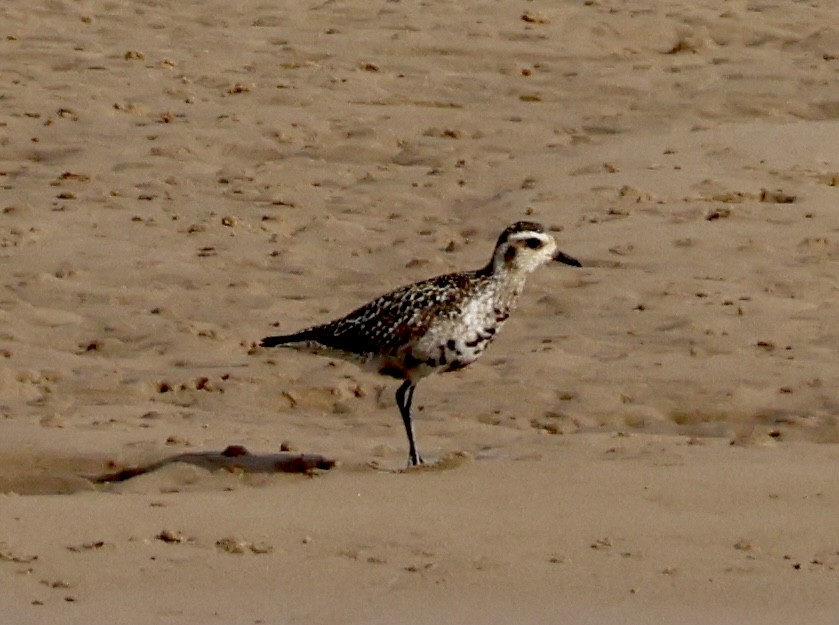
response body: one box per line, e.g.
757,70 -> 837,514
260,221 -> 581,466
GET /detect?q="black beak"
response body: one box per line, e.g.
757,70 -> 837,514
553,250 -> 582,267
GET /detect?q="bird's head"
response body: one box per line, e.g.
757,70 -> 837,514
490,221 -> 581,275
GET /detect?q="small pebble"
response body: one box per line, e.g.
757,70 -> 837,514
156,529 -> 185,544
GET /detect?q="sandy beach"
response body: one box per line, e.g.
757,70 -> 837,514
2,0 -> 839,622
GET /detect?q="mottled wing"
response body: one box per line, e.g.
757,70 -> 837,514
304,271 -> 484,357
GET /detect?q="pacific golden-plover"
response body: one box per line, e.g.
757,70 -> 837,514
260,221 -> 581,466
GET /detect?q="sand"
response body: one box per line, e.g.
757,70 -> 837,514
2,0 -> 839,622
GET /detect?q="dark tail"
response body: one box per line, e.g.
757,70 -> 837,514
259,328 -> 317,348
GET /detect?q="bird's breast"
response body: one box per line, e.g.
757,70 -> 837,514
413,308 -> 508,374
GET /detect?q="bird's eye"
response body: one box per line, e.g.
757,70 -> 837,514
524,237 -> 544,249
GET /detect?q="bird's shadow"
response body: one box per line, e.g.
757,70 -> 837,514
91,445 -> 336,484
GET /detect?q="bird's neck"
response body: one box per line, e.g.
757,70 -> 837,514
484,262 -> 530,312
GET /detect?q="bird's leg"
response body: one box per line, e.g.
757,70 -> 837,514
395,380 -> 423,466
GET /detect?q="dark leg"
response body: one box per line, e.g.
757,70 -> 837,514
395,380 -> 423,466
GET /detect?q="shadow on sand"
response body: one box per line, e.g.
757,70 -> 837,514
92,445 -> 336,484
